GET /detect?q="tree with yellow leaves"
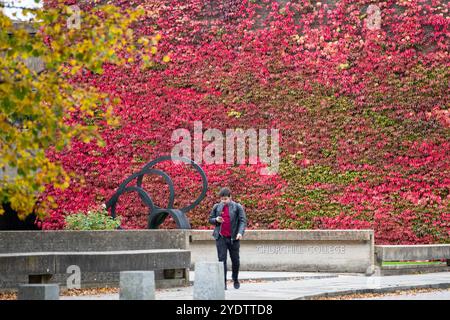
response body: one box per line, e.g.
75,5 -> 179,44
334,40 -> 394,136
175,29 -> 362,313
0,0 -> 161,221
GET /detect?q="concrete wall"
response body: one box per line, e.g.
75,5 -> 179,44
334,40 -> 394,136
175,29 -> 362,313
0,228 -> 377,290
0,230 -> 191,290
189,230 -> 375,273
0,229 -> 190,253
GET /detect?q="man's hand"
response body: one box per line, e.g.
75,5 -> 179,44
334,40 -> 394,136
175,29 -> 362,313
236,233 -> 242,240
216,216 -> 223,223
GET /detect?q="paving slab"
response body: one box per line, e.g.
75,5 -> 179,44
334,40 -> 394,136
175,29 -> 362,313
60,272 -> 450,300
189,271 -> 337,283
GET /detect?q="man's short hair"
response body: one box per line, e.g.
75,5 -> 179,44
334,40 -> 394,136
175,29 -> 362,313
218,187 -> 231,197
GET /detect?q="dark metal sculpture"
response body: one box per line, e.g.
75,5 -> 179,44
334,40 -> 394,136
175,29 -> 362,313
106,155 -> 208,229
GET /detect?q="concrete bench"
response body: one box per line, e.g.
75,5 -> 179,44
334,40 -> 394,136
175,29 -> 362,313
0,249 -> 190,288
375,245 -> 450,264
0,230 -> 191,290
375,244 -> 450,274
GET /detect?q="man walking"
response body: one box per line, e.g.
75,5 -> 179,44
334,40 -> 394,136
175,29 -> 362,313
209,187 -> 247,290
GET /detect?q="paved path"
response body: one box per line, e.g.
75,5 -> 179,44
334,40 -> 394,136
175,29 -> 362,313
189,271 -> 337,283
60,272 -> 450,300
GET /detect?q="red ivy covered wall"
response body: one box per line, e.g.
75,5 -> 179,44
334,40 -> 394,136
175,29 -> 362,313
42,0 -> 449,244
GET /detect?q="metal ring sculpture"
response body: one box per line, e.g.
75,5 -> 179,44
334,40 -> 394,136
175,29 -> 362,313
106,155 -> 208,229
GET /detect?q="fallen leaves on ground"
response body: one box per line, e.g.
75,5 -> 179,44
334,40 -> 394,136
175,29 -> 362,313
0,292 -> 17,300
314,288 -> 450,300
61,287 -> 119,296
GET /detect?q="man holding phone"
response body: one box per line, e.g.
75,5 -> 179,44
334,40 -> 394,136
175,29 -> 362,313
209,187 -> 247,290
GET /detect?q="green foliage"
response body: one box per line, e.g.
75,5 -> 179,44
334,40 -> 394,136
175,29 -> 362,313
278,156 -> 365,226
364,109 -> 396,128
64,207 -> 121,230
280,158 -> 363,186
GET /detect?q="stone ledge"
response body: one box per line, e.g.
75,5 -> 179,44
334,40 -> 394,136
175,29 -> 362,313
190,229 -> 373,242
380,264 -> 450,276
375,245 -> 450,262
0,249 -> 191,274
0,230 -> 190,253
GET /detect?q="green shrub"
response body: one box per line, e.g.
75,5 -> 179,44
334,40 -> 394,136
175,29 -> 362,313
64,207 -> 121,230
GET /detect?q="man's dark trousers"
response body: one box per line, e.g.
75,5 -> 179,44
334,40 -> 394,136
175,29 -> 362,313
216,235 -> 240,284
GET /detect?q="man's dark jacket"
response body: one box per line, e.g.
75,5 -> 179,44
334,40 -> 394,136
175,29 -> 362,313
209,201 -> 247,240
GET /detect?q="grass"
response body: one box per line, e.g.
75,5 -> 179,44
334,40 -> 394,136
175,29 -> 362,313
382,261 -> 447,266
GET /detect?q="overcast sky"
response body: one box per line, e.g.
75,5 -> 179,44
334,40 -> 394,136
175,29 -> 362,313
1,0 -> 42,21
